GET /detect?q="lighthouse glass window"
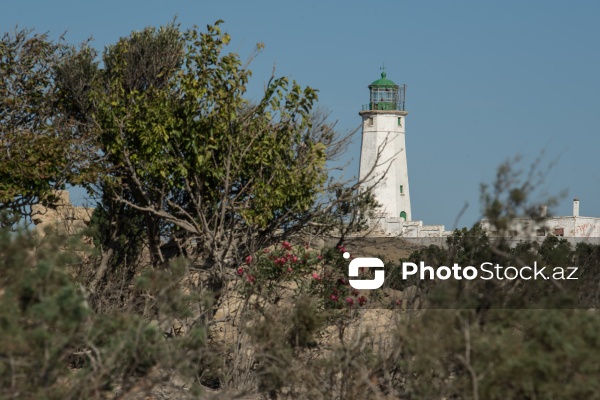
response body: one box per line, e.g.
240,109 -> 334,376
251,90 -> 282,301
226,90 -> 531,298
381,89 -> 391,102
371,88 -> 397,105
377,88 -> 393,102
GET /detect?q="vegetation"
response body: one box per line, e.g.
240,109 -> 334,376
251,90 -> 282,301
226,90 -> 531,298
1,21 -> 599,399
0,29 -> 97,222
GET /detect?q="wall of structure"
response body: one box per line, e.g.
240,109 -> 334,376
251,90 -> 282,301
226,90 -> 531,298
481,216 -> 600,238
370,217 -> 450,238
481,201 -> 600,238
358,110 -> 411,221
32,190 -> 94,236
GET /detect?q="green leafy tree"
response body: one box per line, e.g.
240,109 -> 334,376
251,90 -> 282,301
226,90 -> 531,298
57,21 -> 377,279
0,29 -> 97,221
93,21 -> 327,272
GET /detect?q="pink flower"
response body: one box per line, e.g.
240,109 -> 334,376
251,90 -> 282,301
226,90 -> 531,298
337,245 -> 346,253
352,289 -> 360,297
312,272 -> 321,280
275,257 -> 286,265
282,241 -> 292,251
317,255 -> 322,260
245,255 -> 253,264
291,255 -> 298,263
357,296 -> 367,306
345,297 -> 354,306
330,294 -> 338,302
263,248 -> 271,253
236,267 -> 244,276
287,267 -> 293,272
246,274 -> 256,284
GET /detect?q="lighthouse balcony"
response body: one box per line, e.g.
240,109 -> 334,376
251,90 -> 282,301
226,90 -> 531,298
362,101 -> 405,111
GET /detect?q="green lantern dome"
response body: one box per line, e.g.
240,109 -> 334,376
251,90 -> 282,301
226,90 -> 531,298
369,71 -> 397,88
362,70 -> 406,111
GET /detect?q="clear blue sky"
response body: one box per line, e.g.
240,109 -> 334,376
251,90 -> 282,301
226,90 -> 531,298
3,1 -> 600,229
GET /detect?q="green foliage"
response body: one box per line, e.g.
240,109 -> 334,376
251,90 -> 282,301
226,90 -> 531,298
0,29 -> 97,218
85,188 -> 146,307
399,309 -> 600,399
1,21 -> 379,397
50,20 -> 344,270
6,20 -> 600,400
91,21 -> 325,224
0,225 -> 212,398
89,196 -> 145,265
0,228 -> 86,397
538,235 -> 572,266
480,154 -> 562,234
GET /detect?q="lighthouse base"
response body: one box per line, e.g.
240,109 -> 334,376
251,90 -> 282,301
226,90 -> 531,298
369,216 -> 449,238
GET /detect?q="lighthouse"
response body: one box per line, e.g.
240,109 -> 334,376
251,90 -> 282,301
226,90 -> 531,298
358,70 -> 412,224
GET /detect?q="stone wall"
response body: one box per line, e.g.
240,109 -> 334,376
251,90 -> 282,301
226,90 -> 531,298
31,190 -> 94,236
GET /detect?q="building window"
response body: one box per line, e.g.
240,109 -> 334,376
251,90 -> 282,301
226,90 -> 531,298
398,117 -> 402,126
554,227 -> 564,237
400,211 -> 407,221
399,185 -> 403,194
367,117 -> 373,127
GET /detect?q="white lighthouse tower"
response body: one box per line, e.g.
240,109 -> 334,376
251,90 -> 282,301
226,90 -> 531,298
358,70 -> 412,227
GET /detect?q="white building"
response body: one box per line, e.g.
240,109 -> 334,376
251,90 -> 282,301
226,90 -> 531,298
481,199 -> 600,240
358,71 -> 447,238
358,70 -> 411,222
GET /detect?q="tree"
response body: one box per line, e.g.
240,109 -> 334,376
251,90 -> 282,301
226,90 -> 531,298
57,21 -> 381,280
0,28 -> 97,222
